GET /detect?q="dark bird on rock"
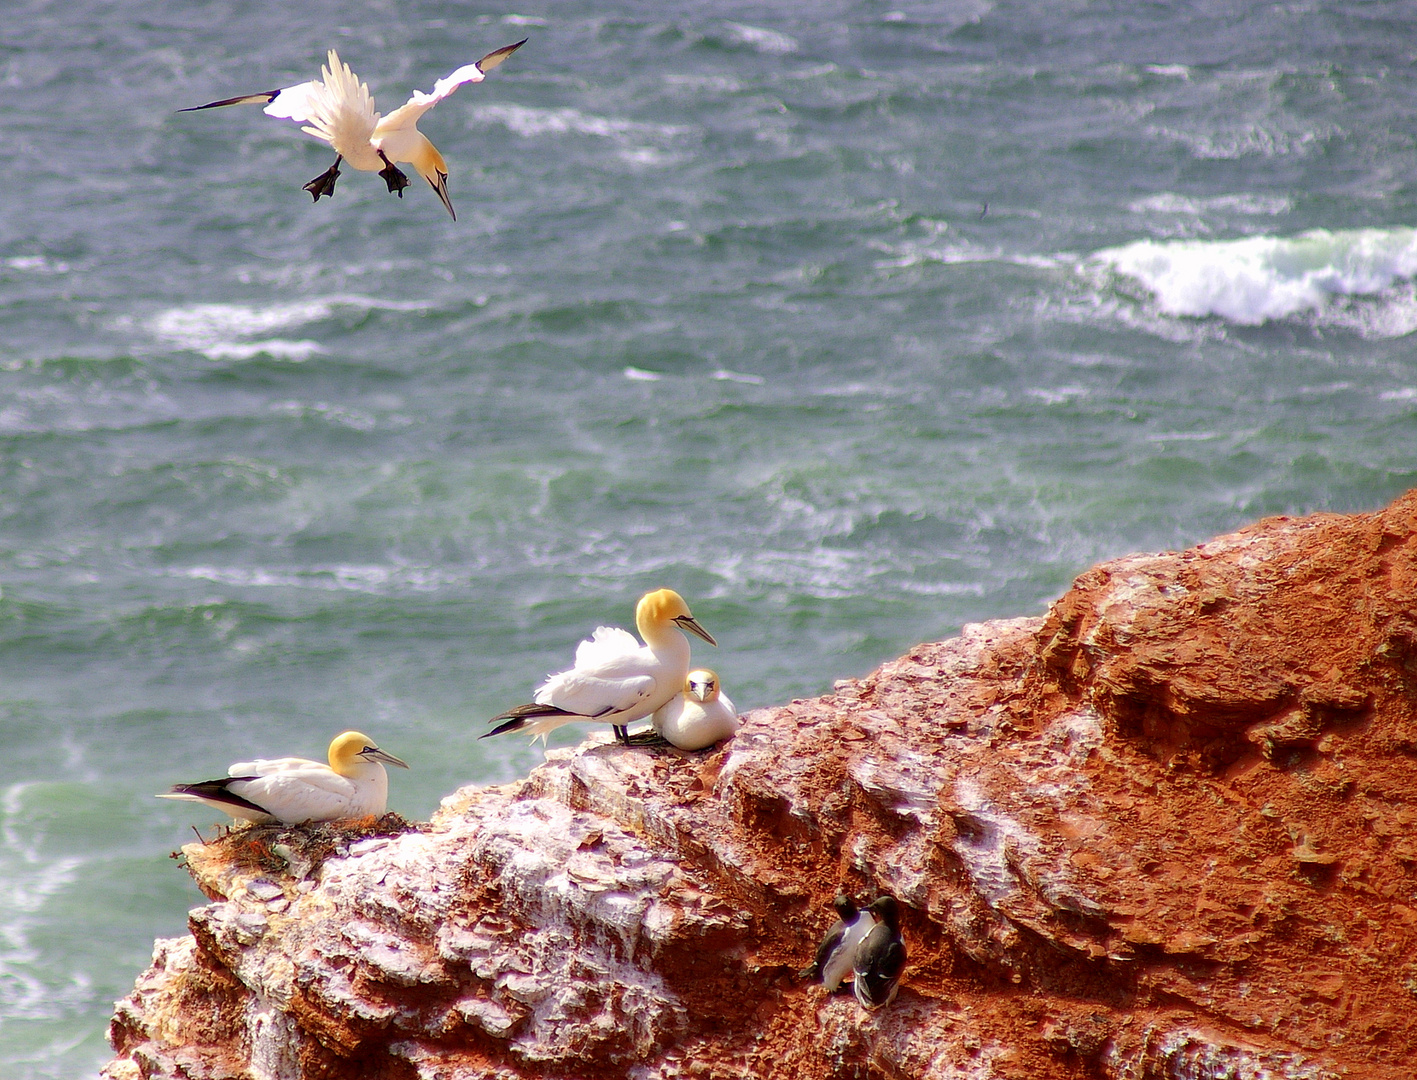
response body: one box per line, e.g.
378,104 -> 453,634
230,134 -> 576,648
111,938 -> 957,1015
853,895 -> 906,1009
800,894 -> 872,992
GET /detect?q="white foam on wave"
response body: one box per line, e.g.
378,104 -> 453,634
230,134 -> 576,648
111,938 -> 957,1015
177,563 -> 466,593
471,103 -> 690,143
1091,227 -> 1417,334
723,22 -> 799,55
1130,192 -> 1292,218
148,295 -> 428,361
0,782 -> 86,1020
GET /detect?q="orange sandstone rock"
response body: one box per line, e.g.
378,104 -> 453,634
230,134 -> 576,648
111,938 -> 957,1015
105,492 -> 1417,1079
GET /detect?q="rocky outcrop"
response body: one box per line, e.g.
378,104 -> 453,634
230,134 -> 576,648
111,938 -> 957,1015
105,492 -> 1417,1079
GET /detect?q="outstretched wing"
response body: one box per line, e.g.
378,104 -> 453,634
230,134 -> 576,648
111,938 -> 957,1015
180,80 -> 319,120
376,39 -> 526,134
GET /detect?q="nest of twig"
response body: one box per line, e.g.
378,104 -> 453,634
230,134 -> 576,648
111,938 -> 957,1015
175,812 -> 422,882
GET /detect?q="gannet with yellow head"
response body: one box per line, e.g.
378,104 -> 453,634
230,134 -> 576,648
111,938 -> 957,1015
650,668 -> 740,750
180,40 -> 526,219
484,589 -> 717,745
157,730 -> 409,824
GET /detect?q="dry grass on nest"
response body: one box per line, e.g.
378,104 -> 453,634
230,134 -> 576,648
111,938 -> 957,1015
174,812 -> 422,880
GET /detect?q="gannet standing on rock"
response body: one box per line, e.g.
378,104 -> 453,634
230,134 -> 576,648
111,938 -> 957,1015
800,894 -> 873,992
180,39 -> 526,219
157,730 -> 409,825
484,589 -> 717,745
853,896 -> 907,1009
650,668 -> 740,750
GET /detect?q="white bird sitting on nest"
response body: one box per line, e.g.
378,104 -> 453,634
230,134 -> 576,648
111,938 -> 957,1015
157,730 -> 409,824
180,40 -> 526,219
484,588 -> 717,745
650,668 -> 740,750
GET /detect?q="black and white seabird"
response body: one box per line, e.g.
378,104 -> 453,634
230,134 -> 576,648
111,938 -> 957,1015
800,893 -> 873,992
179,40 -> 526,219
852,895 -> 906,1009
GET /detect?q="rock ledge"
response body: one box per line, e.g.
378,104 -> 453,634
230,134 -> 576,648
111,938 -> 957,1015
105,493 -> 1417,1079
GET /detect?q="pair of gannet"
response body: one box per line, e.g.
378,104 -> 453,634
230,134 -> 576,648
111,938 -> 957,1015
181,39 -> 526,219
484,588 -> 737,748
158,730 -> 408,825
804,894 -> 907,1009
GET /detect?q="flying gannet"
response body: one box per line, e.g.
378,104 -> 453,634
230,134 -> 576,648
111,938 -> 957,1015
484,588 -> 717,745
800,893 -> 873,992
180,39 -> 526,219
157,730 -> 409,824
853,896 -> 907,1010
650,668 -> 740,750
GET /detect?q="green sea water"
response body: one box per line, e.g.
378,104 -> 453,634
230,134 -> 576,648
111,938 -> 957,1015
3,1 -> 1417,1074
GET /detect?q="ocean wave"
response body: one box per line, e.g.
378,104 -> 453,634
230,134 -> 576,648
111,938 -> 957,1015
470,103 -> 691,143
1091,227 -> 1417,333
1129,192 -> 1293,218
146,296 -> 427,361
721,22 -> 799,55
0,783 -> 85,1021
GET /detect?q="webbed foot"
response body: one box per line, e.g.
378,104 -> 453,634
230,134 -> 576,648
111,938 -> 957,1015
303,156 -> 342,201
379,159 -> 410,197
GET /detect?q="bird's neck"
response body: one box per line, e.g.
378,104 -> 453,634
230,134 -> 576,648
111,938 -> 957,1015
639,620 -> 690,663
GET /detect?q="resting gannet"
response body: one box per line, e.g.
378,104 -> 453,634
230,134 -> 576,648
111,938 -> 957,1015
157,730 -> 409,824
484,588 -> 716,745
800,894 -> 873,992
180,40 -> 526,219
650,668 -> 740,750
853,896 -> 907,1010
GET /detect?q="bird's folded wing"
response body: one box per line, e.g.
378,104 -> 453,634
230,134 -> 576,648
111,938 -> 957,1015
234,768 -> 358,819
536,670 -> 657,717
228,755 -> 320,777
571,625 -> 643,670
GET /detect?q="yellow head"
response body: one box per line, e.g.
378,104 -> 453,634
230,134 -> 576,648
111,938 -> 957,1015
327,731 -> 410,775
636,588 -> 716,645
686,669 -> 720,702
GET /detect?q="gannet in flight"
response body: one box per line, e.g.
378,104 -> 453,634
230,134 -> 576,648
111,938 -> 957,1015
180,40 -> 526,220
853,896 -> 907,1009
157,730 -> 409,824
800,893 -> 873,992
484,589 -> 717,745
650,668 -> 740,750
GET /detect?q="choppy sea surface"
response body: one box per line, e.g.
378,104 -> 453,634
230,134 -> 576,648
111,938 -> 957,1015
3,1 -> 1417,1073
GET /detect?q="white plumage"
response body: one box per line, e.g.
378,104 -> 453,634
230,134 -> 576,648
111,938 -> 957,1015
485,589 -> 717,744
651,668 -> 740,750
157,730 -> 409,825
180,40 -> 526,219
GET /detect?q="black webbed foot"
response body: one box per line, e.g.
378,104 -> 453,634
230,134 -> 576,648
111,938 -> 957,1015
378,154 -> 410,197
303,156 -> 342,201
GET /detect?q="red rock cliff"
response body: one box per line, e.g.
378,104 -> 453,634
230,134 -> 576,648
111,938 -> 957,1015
104,492 -> 1417,1079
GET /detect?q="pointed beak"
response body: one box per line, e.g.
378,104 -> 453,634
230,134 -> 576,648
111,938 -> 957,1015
363,747 -> 410,769
427,169 -> 456,221
688,682 -> 709,702
674,614 -> 717,646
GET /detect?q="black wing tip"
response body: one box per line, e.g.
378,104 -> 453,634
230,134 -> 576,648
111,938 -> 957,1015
178,90 -> 282,113
165,778 -> 271,816
483,701 -> 579,738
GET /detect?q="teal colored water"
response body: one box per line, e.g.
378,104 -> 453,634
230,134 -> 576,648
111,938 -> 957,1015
3,2 -> 1417,1074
